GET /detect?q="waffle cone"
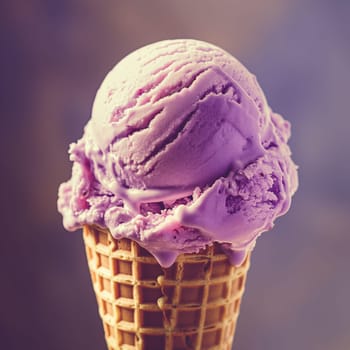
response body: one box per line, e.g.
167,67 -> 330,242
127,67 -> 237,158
83,225 -> 250,350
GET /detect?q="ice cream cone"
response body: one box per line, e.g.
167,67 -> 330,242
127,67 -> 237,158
83,225 -> 250,350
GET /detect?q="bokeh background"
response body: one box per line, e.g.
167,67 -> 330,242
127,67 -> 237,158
1,0 -> 349,349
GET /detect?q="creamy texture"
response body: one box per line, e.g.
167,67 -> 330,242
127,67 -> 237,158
58,39 -> 298,267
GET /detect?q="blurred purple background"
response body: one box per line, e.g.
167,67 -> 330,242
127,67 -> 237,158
1,0 -> 350,349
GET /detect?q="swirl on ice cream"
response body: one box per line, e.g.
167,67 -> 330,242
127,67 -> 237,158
58,39 -> 298,267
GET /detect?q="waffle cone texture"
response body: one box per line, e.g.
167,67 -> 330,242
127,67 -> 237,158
83,225 -> 250,350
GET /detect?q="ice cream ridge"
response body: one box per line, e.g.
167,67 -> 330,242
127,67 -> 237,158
58,39 -> 298,268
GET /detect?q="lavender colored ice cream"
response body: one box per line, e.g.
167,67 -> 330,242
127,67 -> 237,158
58,39 -> 298,267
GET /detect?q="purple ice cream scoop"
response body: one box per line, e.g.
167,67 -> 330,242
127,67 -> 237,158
58,39 -> 298,267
